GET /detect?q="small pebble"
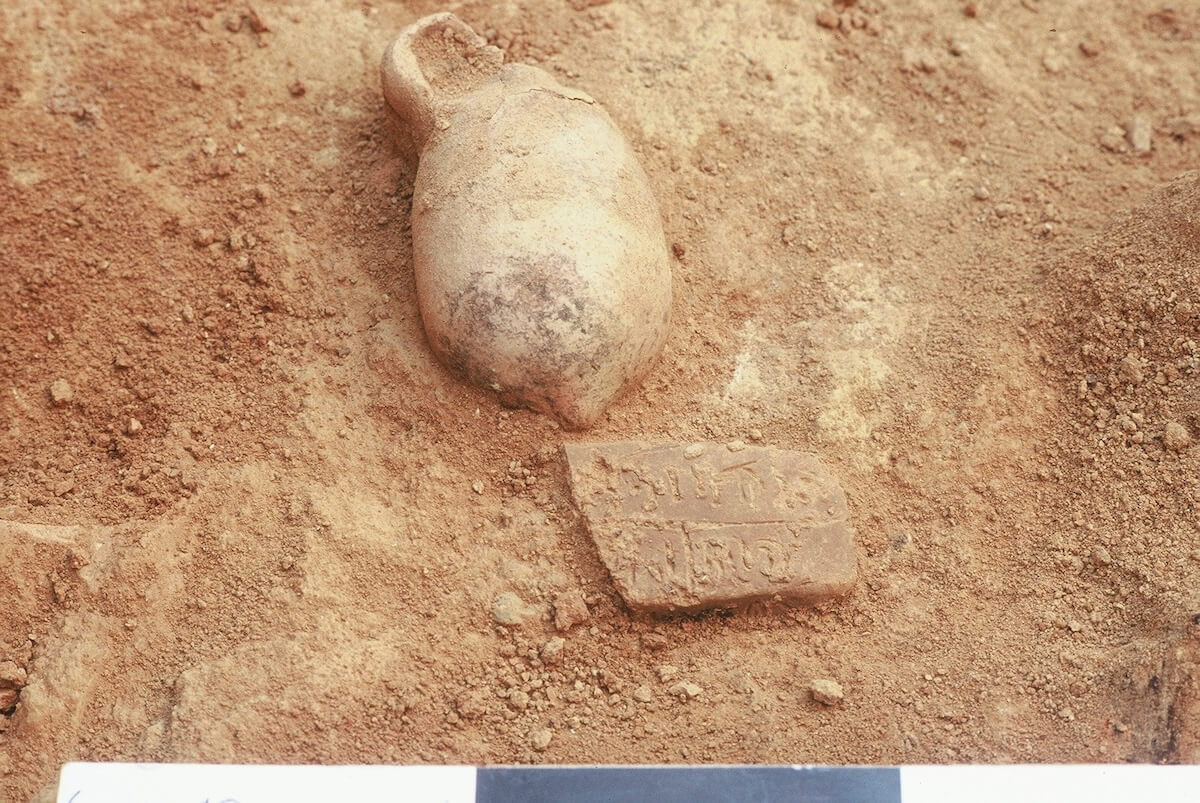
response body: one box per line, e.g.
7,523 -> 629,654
632,685 -> 654,703
540,637 -> 565,665
658,665 -> 679,683
1125,115 -> 1152,154
810,678 -> 844,705
1041,53 -> 1064,74
530,728 -> 553,751
491,592 -> 534,626
1099,126 -> 1128,153
1163,422 -> 1190,452
553,590 -> 589,632
668,681 -> 702,699
641,632 -> 669,651
49,378 -> 74,406
1118,354 -> 1143,385
126,417 -> 143,435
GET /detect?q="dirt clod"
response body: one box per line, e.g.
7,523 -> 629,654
1166,114 -> 1200,140
810,679 -> 844,706
1163,422 -> 1191,452
48,379 -> 73,406
552,590 -> 589,632
491,592 -> 536,627
668,681 -> 703,699
530,727 -> 553,751
540,637 -> 565,665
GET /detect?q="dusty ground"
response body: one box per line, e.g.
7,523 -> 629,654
2,0 -> 1199,799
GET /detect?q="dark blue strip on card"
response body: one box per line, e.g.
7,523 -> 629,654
475,765 -> 903,803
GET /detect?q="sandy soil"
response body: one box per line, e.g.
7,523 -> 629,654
2,0 -> 1199,799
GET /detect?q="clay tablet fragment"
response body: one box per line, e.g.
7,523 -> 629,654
564,441 -> 857,613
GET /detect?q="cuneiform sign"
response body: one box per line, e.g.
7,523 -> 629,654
563,441 -> 857,613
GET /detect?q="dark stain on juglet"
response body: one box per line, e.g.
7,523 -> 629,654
441,252 -> 614,391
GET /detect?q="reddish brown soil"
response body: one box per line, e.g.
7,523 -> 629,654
2,1 -> 1199,800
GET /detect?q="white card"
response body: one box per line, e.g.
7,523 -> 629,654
56,763 -> 477,803
901,764 -> 1200,803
